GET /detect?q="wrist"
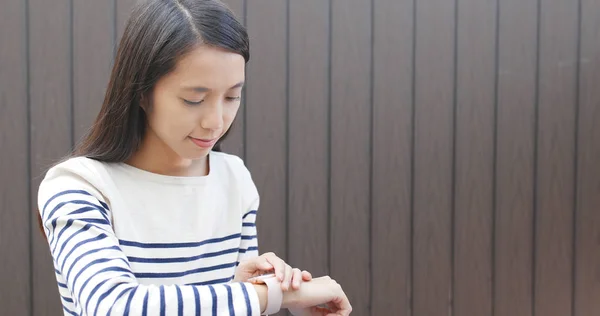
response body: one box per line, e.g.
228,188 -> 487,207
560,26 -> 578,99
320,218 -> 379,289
251,284 -> 268,314
249,274 -> 283,315
281,290 -> 298,310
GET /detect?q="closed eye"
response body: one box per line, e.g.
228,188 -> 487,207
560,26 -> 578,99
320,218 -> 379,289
226,96 -> 241,101
183,99 -> 204,105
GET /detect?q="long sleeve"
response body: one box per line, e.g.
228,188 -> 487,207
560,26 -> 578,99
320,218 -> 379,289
237,197 -> 259,264
38,163 -> 261,316
233,157 -> 260,264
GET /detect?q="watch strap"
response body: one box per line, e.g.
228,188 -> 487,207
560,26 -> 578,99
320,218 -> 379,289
262,275 -> 283,315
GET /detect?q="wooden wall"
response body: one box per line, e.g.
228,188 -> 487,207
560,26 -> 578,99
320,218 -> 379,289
1,0 -> 599,315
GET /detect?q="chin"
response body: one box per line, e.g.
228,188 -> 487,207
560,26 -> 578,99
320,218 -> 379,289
182,148 -> 212,161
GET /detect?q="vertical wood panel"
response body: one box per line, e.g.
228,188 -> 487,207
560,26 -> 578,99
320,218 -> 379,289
534,0 -> 578,315
412,0 -> 455,314
220,0 -> 246,158
574,0 -> 600,314
245,0 -> 287,262
73,0 -> 114,142
494,0 -> 538,315
330,0 -> 371,315
116,0 -> 137,44
0,0 -> 31,314
372,0 -> 413,314
29,0 -> 73,314
288,0 -> 329,278
6,0 -> 600,314
453,0 -> 496,314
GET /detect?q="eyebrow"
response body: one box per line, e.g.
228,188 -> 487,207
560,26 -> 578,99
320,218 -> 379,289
184,81 -> 245,92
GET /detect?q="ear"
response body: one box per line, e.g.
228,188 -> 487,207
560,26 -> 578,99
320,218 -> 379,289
139,93 -> 150,113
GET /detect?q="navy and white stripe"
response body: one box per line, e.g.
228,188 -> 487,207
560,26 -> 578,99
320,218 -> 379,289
38,154 -> 266,316
40,188 -> 260,315
237,208 -> 259,264
119,233 -> 242,286
38,153 -> 264,316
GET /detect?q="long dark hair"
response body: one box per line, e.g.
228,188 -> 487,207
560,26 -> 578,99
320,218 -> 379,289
37,0 -> 249,237
75,0 -> 249,161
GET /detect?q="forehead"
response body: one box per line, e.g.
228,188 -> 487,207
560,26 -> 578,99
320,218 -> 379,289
166,44 -> 246,88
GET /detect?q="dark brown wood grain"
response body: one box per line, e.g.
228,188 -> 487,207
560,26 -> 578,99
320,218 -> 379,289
453,0 -> 496,315
28,0 -> 73,314
244,0 -> 288,264
219,0 -> 246,158
287,0 -> 330,278
0,0 -> 31,314
534,0 -> 579,315
574,0 -> 600,314
116,0 -> 137,45
329,0 -> 371,315
372,0 -> 413,314
3,0 -> 600,314
412,0 -> 455,314
73,0 -> 114,142
495,0 -> 538,315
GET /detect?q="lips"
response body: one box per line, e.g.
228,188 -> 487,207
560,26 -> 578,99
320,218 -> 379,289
189,137 -> 217,148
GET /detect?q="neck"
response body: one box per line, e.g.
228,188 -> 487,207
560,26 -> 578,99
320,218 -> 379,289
126,130 -> 209,177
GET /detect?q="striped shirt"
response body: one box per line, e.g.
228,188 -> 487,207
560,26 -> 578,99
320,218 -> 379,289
37,151 -> 262,315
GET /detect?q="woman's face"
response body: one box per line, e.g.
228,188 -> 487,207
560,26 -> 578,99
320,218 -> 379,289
145,44 -> 245,161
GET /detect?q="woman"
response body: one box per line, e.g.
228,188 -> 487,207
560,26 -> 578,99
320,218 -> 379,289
36,0 -> 351,315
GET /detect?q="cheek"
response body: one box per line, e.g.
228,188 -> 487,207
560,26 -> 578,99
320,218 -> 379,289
148,101 -> 195,139
223,105 -> 240,128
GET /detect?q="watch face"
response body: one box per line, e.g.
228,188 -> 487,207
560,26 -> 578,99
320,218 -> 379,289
247,273 -> 276,284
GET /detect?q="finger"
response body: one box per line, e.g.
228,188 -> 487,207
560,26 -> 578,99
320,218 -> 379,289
312,306 -> 332,316
263,253 -> 285,281
258,257 -> 274,271
301,270 -> 312,281
291,268 -> 302,289
331,292 -> 352,316
323,302 -> 345,316
281,264 -> 293,291
320,302 -> 338,316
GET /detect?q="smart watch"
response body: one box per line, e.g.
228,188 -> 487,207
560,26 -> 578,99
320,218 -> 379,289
248,273 -> 283,315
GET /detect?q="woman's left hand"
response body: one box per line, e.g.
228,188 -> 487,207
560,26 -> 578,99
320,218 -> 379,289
234,252 -> 312,290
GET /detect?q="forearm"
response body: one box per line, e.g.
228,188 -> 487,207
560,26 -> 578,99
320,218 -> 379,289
252,283 -> 268,314
253,282 -> 303,315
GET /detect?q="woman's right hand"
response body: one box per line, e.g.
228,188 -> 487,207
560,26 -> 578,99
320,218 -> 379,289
282,276 -> 352,316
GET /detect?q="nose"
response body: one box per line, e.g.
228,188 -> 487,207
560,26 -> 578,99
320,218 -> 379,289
200,101 -> 224,131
